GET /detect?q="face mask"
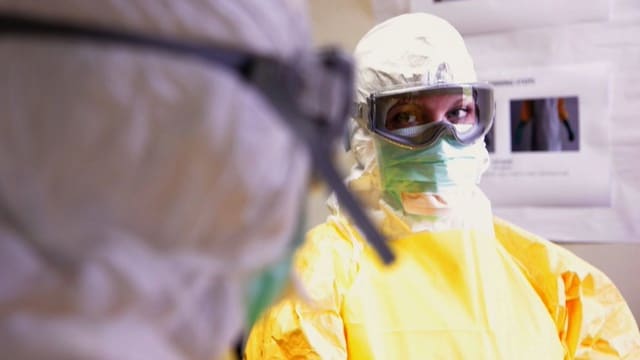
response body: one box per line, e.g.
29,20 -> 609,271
376,136 -> 489,210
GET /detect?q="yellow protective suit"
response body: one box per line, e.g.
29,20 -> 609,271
246,12 -> 640,360
246,209 -> 640,359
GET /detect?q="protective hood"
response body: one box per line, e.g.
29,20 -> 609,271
0,1 -> 310,359
341,13 -> 492,234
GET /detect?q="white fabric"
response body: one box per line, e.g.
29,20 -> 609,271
0,1 -> 311,359
354,13 -> 477,103
344,13 -> 491,233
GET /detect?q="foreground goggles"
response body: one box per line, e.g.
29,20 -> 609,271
0,13 -> 394,264
355,83 -> 494,149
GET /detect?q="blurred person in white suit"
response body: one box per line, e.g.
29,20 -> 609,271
0,1 -> 392,359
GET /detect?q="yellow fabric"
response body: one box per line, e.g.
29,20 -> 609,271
218,350 -> 238,360
493,218 -> 640,359
246,215 -> 640,359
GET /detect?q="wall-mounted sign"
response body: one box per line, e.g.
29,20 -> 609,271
478,63 -> 611,207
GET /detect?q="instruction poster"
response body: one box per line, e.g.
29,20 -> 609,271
409,0 -> 611,34
478,63 -> 612,207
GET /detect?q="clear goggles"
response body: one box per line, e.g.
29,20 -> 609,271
355,83 -> 495,149
0,13 -> 394,263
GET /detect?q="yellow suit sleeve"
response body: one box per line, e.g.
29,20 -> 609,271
493,217 -> 640,360
245,222 -> 359,359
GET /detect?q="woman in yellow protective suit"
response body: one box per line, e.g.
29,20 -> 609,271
245,13 -> 640,359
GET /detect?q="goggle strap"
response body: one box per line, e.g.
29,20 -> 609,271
0,12 -> 265,81
1,12 -> 397,265
309,141 -> 394,264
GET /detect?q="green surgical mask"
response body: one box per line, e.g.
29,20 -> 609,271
376,137 -> 488,209
243,209 -> 306,330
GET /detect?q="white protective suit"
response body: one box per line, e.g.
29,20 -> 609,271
246,13 -> 640,359
0,1 -> 312,359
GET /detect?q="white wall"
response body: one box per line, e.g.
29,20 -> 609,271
563,243 -> 640,321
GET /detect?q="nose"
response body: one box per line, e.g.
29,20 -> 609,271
424,108 -> 447,124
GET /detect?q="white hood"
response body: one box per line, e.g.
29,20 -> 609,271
340,13 -> 492,235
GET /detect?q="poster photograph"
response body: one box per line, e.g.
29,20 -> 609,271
509,96 -> 579,153
477,63 -> 611,207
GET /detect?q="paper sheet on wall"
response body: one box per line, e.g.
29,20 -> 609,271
478,63 -> 612,207
409,0 -> 611,34
459,13 -> 640,243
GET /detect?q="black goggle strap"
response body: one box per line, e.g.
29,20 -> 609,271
309,140 -> 394,264
0,12 -> 396,264
0,12 -> 269,80
251,53 -> 394,264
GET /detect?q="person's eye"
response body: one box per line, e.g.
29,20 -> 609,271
446,108 -> 470,123
386,106 -> 424,130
